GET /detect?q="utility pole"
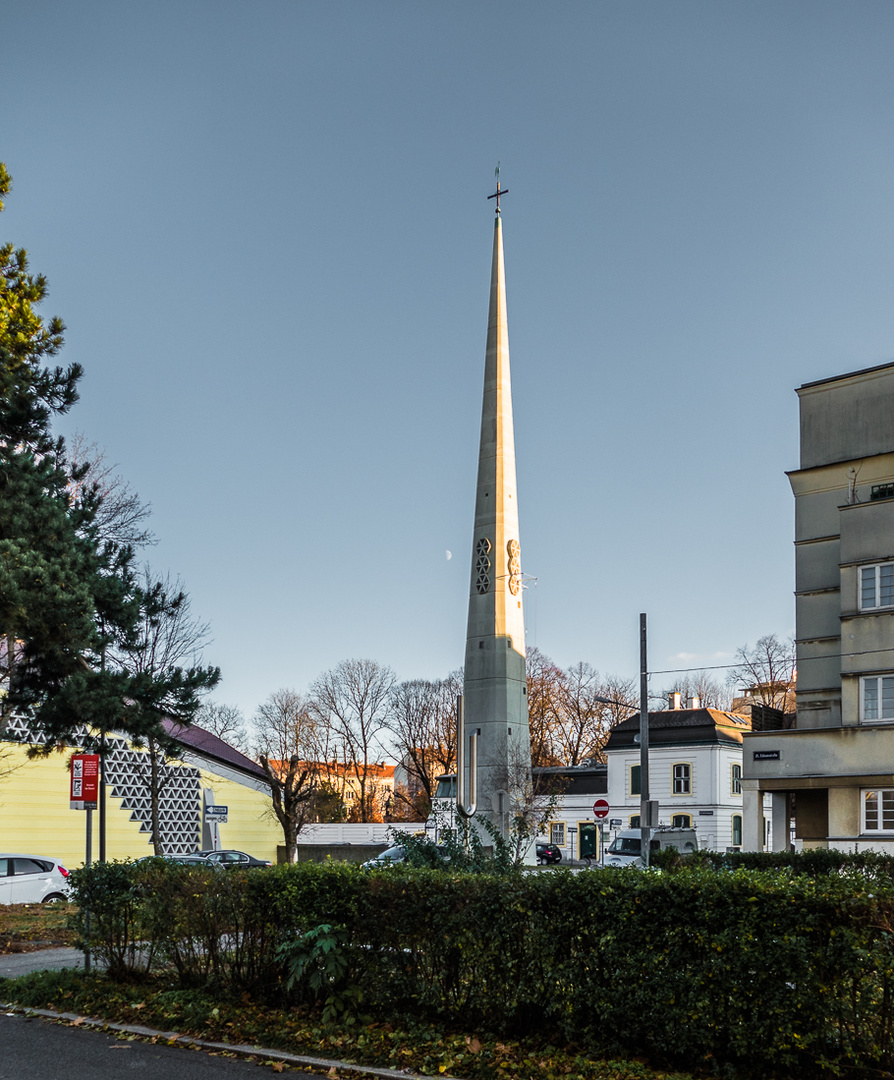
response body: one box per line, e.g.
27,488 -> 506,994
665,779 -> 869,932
639,612 -> 653,869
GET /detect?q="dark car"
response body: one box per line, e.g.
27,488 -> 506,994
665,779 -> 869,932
536,842 -> 562,865
196,849 -> 272,868
136,855 -> 218,868
361,842 -> 449,869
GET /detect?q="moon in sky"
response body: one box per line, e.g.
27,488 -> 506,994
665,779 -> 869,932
445,550 -> 452,561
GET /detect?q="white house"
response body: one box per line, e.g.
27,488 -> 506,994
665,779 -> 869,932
604,699 -> 772,852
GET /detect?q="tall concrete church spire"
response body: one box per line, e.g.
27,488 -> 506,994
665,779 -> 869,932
460,173 -> 531,842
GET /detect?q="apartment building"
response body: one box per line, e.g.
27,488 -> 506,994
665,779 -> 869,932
744,361 -> 894,850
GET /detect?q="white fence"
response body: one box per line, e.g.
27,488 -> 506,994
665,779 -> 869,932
297,823 -> 398,845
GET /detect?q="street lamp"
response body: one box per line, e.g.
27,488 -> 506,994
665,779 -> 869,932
594,613 -> 654,868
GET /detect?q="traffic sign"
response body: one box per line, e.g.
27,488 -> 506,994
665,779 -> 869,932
593,799 -> 610,819
205,805 -> 228,822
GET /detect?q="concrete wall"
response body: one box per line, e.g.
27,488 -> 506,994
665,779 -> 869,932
746,725 -> 894,784
798,364 -> 894,469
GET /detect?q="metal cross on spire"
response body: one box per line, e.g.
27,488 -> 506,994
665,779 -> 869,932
487,161 -> 509,213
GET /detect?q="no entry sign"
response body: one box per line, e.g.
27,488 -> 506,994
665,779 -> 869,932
593,799 -> 610,819
70,754 -> 100,810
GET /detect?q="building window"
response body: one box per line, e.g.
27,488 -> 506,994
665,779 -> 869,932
861,675 -> 894,722
731,763 -> 742,796
630,764 -> 641,796
672,814 -> 692,828
629,815 -> 640,828
863,789 -> 894,832
732,815 -> 743,847
549,821 -> 566,846
672,762 -> 691,795
860,564 -> 894,610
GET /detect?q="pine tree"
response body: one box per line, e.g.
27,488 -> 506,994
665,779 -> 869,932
0,164 -> 219,757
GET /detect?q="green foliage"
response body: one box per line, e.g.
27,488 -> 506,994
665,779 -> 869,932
67,861 -> 148,979
277,923 -> 365,1023
0,164 -> 218,749
0,968 -> 698,1080
392,812 -> 519,873
69,855 -> 894,1076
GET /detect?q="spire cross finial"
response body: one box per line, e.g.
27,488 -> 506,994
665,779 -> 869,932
487,163 -> 508,213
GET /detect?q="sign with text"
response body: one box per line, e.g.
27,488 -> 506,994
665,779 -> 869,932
70,754 -> 100,810
205,805 -> 228,823
753,750 -> 781,761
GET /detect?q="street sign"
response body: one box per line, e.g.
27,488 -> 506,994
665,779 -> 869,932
609,818 -> 622,828
593,799 -> 610,819
205,805 -> 228,822
70,754 -> 99,810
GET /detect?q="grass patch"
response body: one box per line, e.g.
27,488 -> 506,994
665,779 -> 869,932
0,969 -> 697,1080
0,902 -> 78,950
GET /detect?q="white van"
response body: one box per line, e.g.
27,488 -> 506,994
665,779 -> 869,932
603,827 -> 698,868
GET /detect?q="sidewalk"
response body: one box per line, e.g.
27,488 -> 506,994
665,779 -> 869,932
0,946 -> 86,979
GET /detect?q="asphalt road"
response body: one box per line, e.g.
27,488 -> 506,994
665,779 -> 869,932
0,1011 -> 321,1078
0,950 -> 440,1080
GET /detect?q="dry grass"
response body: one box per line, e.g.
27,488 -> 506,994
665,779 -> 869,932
0,902 -> 78,951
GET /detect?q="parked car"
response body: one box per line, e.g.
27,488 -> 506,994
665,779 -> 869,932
361,842 -> 449,869
0,855 -> 70,903
536,842 -> 562,865
195,849 -> 272,868
136,854 -> 217,868
603,827 -> 698,868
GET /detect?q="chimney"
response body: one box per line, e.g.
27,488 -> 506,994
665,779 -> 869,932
669,692 -> 682,710
689,696 -> 700,709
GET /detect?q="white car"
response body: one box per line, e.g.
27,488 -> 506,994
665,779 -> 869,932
0,854 -> 71,903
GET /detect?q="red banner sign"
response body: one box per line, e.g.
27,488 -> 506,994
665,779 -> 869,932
70,754 -> 100,810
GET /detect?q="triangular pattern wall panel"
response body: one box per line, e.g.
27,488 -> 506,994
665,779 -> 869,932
5,716 -> 201,855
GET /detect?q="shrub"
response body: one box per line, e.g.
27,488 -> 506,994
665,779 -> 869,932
73,854 -> 894,1076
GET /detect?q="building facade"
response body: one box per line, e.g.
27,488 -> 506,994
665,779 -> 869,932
744,361 -> 894,851
0,716 -> 282,868
605,703 -> 765,852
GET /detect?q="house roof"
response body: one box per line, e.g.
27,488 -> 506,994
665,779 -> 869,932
534,764 -> 607,796
604,708 -> 752,751
162,719 -> 267,781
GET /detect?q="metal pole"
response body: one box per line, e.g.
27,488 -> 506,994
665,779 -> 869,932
98,732 -> 106,863
84,807 -> 92,973
639,612 -> 651,869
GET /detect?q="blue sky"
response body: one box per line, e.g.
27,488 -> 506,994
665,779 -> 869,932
5,2 -> 894,719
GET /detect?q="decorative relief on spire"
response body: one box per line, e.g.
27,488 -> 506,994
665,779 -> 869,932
475,537 -> 492,594
507,539 -> 521,595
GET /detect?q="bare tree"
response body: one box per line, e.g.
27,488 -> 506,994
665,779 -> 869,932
502,739 -> 564,863
195,701 -> 253,756
67,434 -> 155,549
309,659 -> 395,823
386,671 -> 459,820
114,568 -> 219,855
254,688 -> 320,862
660,671 -> 731,711
554,664 -> 637,765
525,648 -> 564,767
727,635 -> 796,711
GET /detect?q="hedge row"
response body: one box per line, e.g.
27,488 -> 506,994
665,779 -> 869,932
69,859 -> 894,1077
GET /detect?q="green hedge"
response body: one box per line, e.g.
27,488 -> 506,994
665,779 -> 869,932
69,859 -> 894,1077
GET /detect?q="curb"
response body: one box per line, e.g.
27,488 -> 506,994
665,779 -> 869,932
2,1002 -> 466,1080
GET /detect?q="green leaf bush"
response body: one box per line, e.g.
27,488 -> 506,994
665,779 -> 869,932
69,855 -> 894,1076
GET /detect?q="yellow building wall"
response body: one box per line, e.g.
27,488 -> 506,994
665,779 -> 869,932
196,767 -> 282,863
0,742 -> 281,869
